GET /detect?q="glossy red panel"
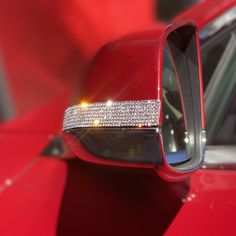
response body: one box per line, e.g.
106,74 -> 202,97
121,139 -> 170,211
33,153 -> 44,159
0,0 -> 157,118
165,169 -> 236,235
0,158 -> 67,236
80,29 -> 163,103
175,0 -> 236,29
0,94 -> 70,236
57,159 -> 190,235
58,0 -> 157,57
56,162 -> 236,236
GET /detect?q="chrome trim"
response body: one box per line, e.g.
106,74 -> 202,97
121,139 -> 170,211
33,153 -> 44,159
202,146 -> 236,170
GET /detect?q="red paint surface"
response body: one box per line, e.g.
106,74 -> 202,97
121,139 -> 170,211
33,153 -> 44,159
57,159 -> 190,236
0,158 -> 67,236
0,0 -> 156,118
80,29 -> 162,103
0,0 -> 236,235
0,93 -> 70,236
165,169 -> 236,236
175,0 -> 236,29
59,0 -> 157,58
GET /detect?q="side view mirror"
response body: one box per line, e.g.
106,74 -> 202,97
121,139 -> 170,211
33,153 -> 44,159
62,21 -> 206,181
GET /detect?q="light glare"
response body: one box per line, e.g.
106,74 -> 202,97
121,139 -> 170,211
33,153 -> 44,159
93,119 -> 100,126
81,102 -> 89,108
106,100 -> 113,106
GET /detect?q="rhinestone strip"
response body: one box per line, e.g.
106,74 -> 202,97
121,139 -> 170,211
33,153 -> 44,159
63,99 -> 160,131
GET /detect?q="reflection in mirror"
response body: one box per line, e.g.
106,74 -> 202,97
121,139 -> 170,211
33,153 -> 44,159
162,25 -> 203,170
70,128 -> 162,163
162,45 -> 189,165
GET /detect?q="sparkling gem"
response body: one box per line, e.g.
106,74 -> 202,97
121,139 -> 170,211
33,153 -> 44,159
63,99 -> 160,130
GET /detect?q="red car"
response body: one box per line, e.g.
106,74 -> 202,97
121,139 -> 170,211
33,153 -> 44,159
0,0 -> 236,235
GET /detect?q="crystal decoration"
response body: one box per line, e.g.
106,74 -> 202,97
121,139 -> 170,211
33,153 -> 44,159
63,99 -> 160,131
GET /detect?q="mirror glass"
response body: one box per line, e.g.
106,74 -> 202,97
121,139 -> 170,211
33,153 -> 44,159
163,25 -> 203,170
70,128 -> 162,163
162,45 -> 188,165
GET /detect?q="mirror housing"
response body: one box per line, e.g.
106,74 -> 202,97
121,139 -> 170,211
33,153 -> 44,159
63,21 -> 206,181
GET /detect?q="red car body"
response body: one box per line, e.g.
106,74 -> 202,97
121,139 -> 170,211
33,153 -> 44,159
0,0 -> 236,235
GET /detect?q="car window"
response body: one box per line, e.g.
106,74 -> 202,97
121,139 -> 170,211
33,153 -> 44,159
201,35 -> 231,89
214,89 -> 236,145
200,9 -> 236,145
206,35 -> 236,145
